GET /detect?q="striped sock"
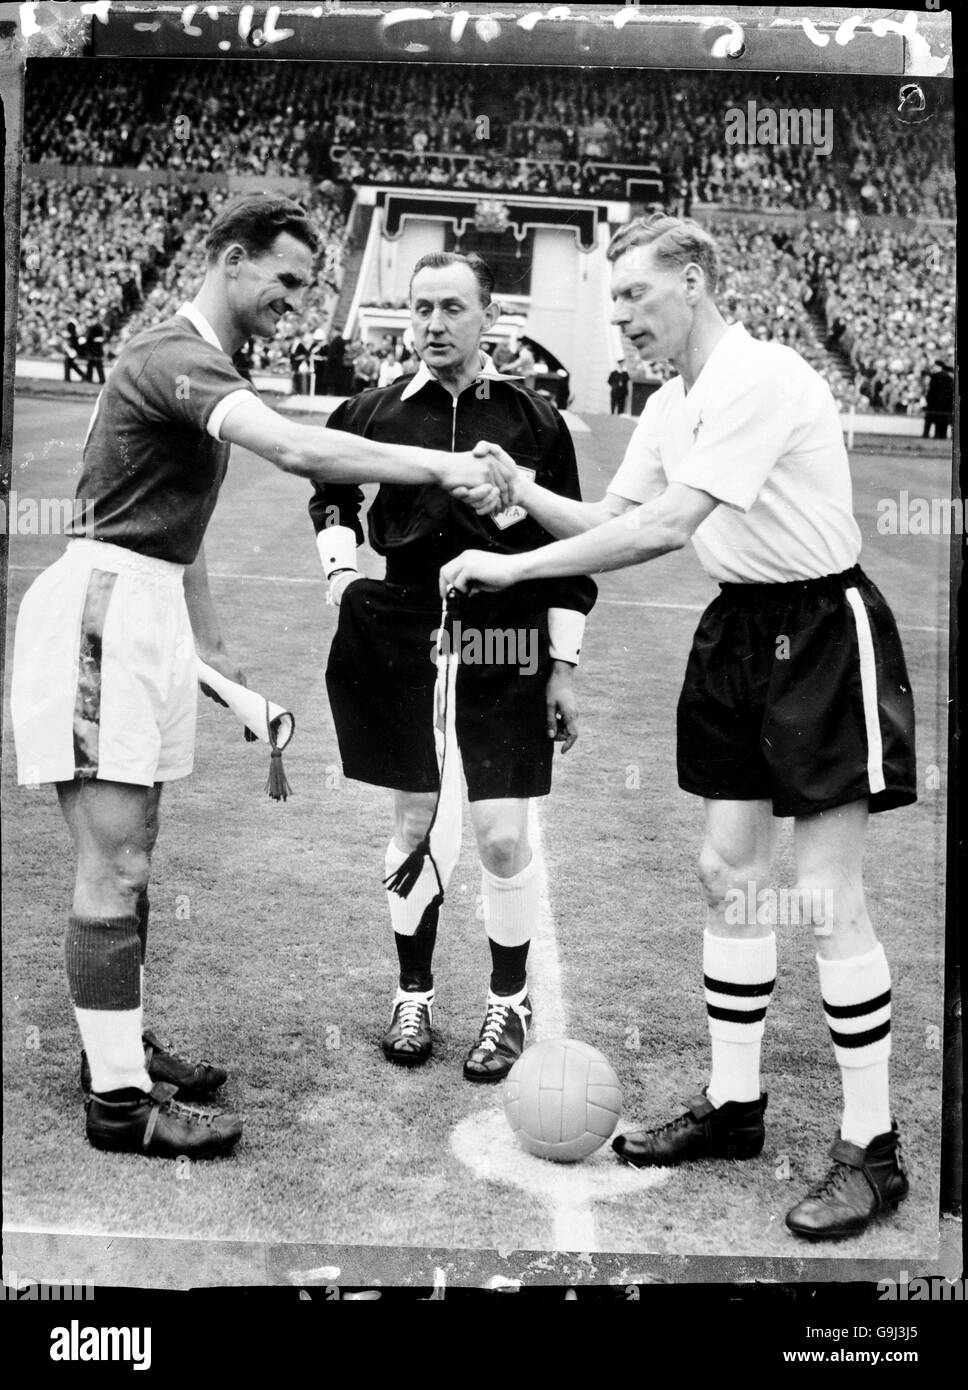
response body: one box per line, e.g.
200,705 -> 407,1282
704,931 -> 777,1105
818,944 -> 892,1147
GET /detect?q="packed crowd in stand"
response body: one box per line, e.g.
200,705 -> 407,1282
107,185 -> 349,374
803,221 -> 955,414
26,61 -> 953,216
329,149 -> 640,200
17,179 -> 198,360
19,60 -> 953,415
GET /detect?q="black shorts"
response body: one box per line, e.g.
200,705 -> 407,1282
326,579 -> 555,801
677,565 -> 917,818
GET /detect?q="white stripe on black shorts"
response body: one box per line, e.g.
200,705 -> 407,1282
676,565 -> 917,817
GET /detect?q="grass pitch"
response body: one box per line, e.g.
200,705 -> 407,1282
1,398 -> 949,1269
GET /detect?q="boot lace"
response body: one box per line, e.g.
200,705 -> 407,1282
161,1096 -> 224,1127
807,1160 -> 855,1203
476,1000 -> 512,1052
396,996 -> 431,1036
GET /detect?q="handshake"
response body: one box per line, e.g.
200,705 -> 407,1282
445,440 -> 523,517
322,440 -> 529,607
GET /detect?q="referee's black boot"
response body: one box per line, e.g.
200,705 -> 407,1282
463,991 -> 531,1083
785,1123 -> 909,1241
80,1030 -> 227,1100
85,1082 -> 242,1159
613,1090 -> 767,1167
381,988 -> 435,1066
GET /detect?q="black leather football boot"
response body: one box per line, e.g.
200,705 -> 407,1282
80,1029 -> 227,1099
613,1090 -> 767,1167
785,1123 -> 909,1240
85,1082 -> 242,1158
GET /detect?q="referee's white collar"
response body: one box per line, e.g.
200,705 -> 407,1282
177,302 -> 224,353
400,351 -> 523,401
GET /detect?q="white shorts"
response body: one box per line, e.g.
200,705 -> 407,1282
11,539 -> 197,787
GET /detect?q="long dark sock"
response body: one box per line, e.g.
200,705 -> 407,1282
395,897 -> 440,993
488,940 -> 529,997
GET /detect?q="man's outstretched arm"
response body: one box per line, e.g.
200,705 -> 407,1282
441,483 -> 719,593
220,396 -> 514,506
467,441 -> 657,537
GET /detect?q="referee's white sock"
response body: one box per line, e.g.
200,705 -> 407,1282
818,944 -> 892,1147
385,843 -> 444,937
481,855 -> 539,997
704,930 -> 777,1106
385,842 -> 450,993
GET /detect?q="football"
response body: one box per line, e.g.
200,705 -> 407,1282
503,1039 -> 623,1163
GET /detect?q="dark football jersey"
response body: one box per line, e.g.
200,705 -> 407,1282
69,313 -> 257,564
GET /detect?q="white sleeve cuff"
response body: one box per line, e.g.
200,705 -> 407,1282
316,524 -> 358,577
207,388 -> 255,441
548,608 -> 585,666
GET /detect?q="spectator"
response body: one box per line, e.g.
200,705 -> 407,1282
923,360 -> 954,440
311,331 -> 329,395
377,349 -> 404,389
608,360 -> 630,414
61,318 -> 86,382
84,317 -> 105,384
351,342 -> 379,394
502,340 -> 537,390
326,326 -> 346,393
290,331 -> 313,396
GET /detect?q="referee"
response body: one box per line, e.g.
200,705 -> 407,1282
310,251 -> 596,1081
442,214 -> 917,1241
11,195 -> 513,1161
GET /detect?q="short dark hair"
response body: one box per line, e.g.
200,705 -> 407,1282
409,251 -> 495,307
607,213 -> 719,294
205,194 -> 321,264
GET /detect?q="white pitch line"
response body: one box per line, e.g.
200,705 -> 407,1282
6,565 -> 944,635
526,802 -> 598,1253
526,802 -> 567,1043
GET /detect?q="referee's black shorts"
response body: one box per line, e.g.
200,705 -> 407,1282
326,579 -> 555,801
677,565 -> 917,818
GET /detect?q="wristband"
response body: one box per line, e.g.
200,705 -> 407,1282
548,608 -> 585,666
316,524 -> 358,578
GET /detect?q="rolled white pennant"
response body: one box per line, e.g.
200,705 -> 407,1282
195,658 -> 295,751
384,591 -> 462,899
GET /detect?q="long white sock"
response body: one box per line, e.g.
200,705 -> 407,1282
385,843 -> 443,937
75,1007 -> 151,1094
704,931 -> 777,1105
480,854 -> 539,947
818,944 -> 892,1146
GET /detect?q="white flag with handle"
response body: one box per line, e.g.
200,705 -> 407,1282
196,657 -> 295,800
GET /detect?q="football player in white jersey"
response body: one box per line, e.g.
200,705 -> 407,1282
442,214 -> 917,1242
